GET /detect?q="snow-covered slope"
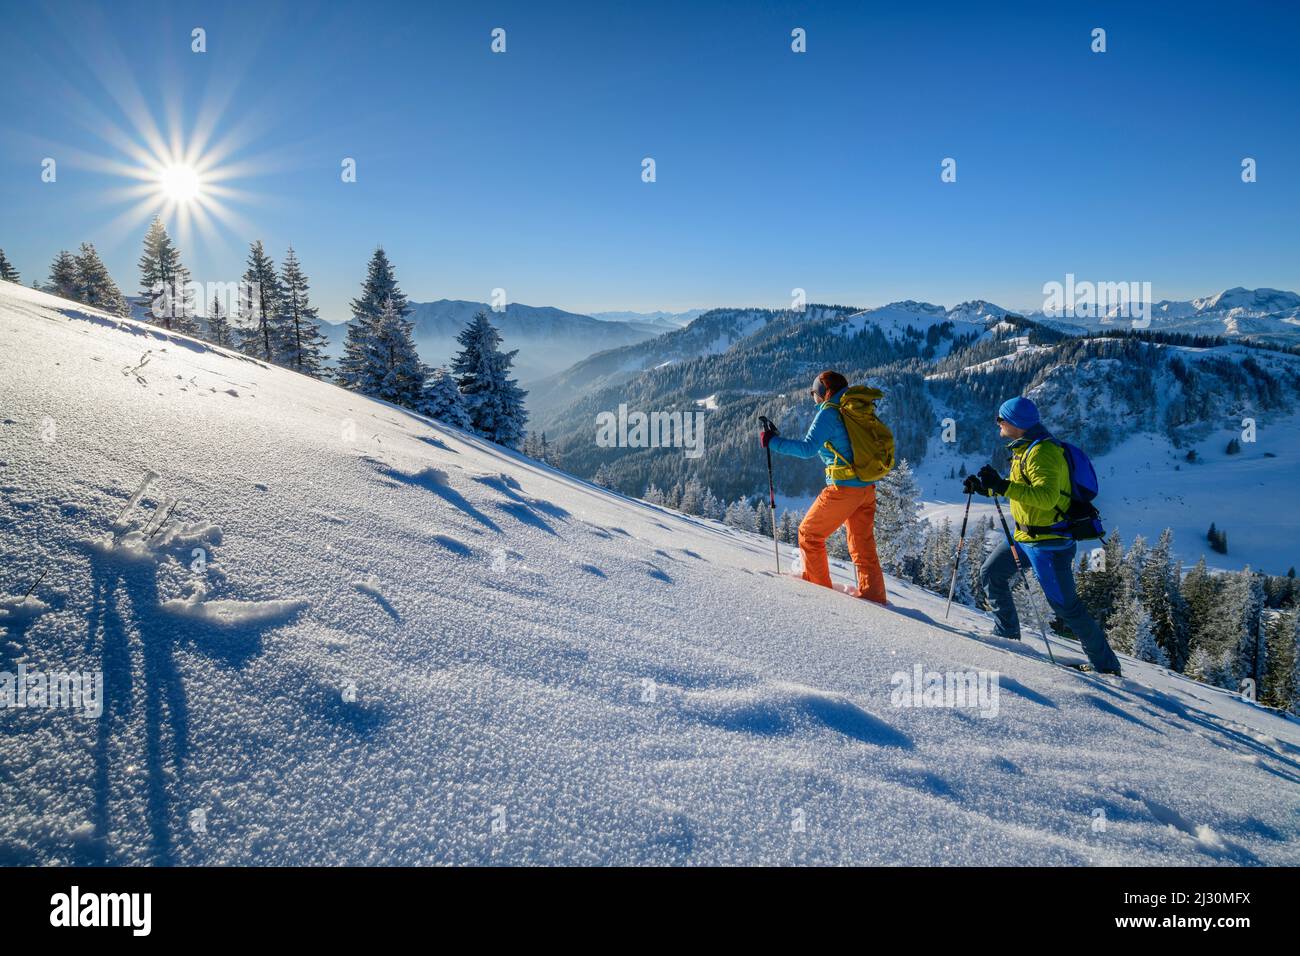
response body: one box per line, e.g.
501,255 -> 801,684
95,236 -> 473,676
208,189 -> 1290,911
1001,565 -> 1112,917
2,281 -> 1298,866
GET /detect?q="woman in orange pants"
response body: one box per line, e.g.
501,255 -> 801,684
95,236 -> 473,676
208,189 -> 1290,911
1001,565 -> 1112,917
761,371 -> 887,605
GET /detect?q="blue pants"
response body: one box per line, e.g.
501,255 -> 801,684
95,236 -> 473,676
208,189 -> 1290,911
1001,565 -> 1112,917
980,537 -> 1121,672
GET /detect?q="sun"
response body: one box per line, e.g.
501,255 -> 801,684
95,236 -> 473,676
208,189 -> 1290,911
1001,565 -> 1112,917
158,163 -> 202,204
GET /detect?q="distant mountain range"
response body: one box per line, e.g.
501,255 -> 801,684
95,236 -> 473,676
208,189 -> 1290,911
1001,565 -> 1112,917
588,309 -> 703,329
1029,287 -> 1300,344
320,299 -> 667,385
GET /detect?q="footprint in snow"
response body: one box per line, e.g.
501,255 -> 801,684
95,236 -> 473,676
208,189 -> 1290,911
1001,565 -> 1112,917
1140,798 -> 1255,861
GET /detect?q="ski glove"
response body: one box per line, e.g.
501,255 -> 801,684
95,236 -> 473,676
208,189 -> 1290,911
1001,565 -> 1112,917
978,464 -> 1009,496
759,417 -> 779,449
962,474 -> 984,496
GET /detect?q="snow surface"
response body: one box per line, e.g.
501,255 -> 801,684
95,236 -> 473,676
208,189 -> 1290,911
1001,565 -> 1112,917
2,280 -> 1298,866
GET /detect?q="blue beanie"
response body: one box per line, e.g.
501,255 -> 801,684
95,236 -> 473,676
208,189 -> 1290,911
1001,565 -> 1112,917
998,396 -> 1040,429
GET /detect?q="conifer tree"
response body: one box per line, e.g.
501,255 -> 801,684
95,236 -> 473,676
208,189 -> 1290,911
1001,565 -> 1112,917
72,243 -> 130,316
138,217 -> 195,331
450,310 -> 528,448
277,245 -> 329,376
362,297 -> 427,409
339,247 -> 410,390
237,240 -> 283,362
701,488 -> 723,521
421,366 -> 471,429
1233,570 -> 1267,690
0,248 -> 19,283
47,250 -> 78,299
1139,529 -> 1189,670
679,477 -> 705,516
206,296 -> 232,348
874,458 -> 923,575
966,515 -> 992,609
1261,610 -> 1299,710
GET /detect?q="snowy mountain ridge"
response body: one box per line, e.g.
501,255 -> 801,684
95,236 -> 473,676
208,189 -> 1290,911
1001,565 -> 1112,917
3,278 -> 1298,865
319,298 -> 664,385
1028,286 -> 1300,345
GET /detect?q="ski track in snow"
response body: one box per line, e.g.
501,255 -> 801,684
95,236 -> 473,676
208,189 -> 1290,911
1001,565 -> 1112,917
0,281 -> 1298,866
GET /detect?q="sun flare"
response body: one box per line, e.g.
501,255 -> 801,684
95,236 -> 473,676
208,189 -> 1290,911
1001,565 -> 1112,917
158,163 -> 202,204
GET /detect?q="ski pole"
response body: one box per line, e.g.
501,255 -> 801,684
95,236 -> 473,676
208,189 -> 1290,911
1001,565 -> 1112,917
944,491 -> 974,619
21,567 -> 49,601
991,494 -> 1055,663
758,416 -> 780,574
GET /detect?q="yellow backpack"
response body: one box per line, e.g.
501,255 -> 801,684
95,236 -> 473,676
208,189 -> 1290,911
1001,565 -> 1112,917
823,386 -> 895,483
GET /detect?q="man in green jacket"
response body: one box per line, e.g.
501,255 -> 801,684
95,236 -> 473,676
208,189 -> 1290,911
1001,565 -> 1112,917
966,396 -> 1122,675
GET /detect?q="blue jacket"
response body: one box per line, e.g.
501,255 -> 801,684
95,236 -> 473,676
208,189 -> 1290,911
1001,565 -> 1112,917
768,387 -> 872,487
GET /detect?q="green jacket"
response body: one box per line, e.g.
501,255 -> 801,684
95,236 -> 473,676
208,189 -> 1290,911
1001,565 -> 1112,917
995,426 -> 1072,543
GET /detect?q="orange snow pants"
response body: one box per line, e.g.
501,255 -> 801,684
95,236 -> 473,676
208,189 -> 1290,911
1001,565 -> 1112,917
798,484 -> 887,605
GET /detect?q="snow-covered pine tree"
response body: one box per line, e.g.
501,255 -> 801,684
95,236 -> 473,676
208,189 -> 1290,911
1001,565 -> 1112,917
679,477 -> 705,515
137,217 -> 195,332
966,515 -> 992,609
1103,542 -> 1143,651
827,527 -> 850,560
450,310 -> 528,449
666,482 -> 683,511
756,498 -> 774,538
1261,610 -> 1299,710
1233,570 -> 1267,691
643,484 -> 665,507
921,518 -> 954,592
1132,603 -> 1168,666
1180,556 -> 1218,661
536,432 -> 554,467
1078,531 -> 1125,635
701,488 -> 724,521
206,296 -> 232,348
363,297 -> 427,409
47,250 -> 78,299
420,366 -> 471,429
724,498 -> 759,533
237,241 -> 284,362
778,509 -> 799,544
592,464 -> 613,488
1139,528 -> 1189,670
338,247 -> 410,391
0,248 -> 19,283
874,458 -> 923,575
947,517 -> 973,606
72,243 -> 130,316
277,245 -> 329,376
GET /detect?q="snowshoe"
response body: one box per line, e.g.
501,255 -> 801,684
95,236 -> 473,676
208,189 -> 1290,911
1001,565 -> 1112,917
1070,662 -> 1122,677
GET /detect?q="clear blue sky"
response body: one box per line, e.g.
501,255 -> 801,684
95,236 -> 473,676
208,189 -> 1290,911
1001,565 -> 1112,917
1,0 -> 1297,321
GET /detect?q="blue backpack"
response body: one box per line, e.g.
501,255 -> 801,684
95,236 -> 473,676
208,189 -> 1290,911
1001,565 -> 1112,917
1020,437 -> 1105,541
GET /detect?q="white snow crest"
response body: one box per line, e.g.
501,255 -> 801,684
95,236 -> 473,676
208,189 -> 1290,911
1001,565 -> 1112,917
160,587 -> 308,627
